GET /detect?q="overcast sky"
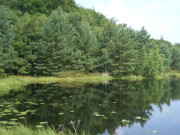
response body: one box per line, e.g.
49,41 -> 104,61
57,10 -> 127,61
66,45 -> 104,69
75,0 -> 180,44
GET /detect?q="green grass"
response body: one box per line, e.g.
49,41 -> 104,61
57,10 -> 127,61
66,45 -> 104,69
3,70 -> 178,96
117,75 -> 144,81
0,125 -> 88,135
166,70 -> 180,78
0,73 -> 113,96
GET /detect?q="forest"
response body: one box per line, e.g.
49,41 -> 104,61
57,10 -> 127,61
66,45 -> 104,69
0,0 -> 180,78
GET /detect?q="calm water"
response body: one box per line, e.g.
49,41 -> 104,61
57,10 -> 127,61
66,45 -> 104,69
0,79 -> 180,135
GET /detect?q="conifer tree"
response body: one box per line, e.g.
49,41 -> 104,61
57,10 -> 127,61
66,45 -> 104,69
135,45 -> 147,75
171,47 -> 180,70
75,21 -> 99,72
144,48 -> 164,78
0,5 -> 17,74
35,7 -> 76,75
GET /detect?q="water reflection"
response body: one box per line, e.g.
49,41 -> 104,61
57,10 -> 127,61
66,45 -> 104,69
0,79 -> 180,134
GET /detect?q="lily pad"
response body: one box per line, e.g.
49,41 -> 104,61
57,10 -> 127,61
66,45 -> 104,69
19,117 -> 25,119
40,122 -> 48,125
59,113 -> 64,115
10,119 -> 18,121
121,119 -> 127,122
36,125 -> 43,128
135,116 -> 142,120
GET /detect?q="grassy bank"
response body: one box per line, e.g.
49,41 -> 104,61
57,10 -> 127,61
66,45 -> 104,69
1,71 -> 179,96
0,73 -> 112,96
117,75 -> 144,81
0,125 -> 88,135
166,70 -> 180,78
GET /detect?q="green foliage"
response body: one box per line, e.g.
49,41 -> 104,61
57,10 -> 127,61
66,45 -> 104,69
0,1 -> 178,77
0,124 -> 87,135
35,7 -> 79,75
171,46 -> 180,70
134,46 -> 147,75
0,5 -> 18,75
144,48 -> 164,78
156,39 -> 172,72
12,13 -> 46,75
0,0 -> 77,14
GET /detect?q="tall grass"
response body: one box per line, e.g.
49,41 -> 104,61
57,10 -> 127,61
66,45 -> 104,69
167,70 -> 180,77
0,125 -> 88,135
0,73 -> 112,96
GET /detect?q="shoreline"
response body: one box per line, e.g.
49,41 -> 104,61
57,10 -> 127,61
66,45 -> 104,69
0,71 -> 180,96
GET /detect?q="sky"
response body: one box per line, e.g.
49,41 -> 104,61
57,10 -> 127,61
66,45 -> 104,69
74,0 -> 180,44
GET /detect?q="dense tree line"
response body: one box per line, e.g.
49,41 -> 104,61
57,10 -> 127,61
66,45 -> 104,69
0,0 -> 180,77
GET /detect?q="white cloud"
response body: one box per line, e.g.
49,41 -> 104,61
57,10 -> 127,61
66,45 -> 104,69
148,24 -> 171,35
94,0 -> 177,42
172,0 -> 180,5
95,0 -> 149,29
146,1 -> 159,12
74,0 -> 180,43
172,16 -> 180,22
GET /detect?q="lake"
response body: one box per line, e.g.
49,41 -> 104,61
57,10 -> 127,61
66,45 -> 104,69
0,78 -> 180,135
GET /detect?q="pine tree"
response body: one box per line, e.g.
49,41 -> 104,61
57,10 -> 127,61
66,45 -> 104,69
105,24 -> 137,75
171,47 -> 180,70
158,42 -> 172,72
135,45 -> 147,75
35,7 -> 76,76
75,21 -> 100,72
0,5 -> 17,75
12,13 -> 46,75
144,48 -> 164,78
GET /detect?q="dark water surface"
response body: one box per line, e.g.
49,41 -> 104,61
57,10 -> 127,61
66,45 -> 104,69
0,79 -> 180,135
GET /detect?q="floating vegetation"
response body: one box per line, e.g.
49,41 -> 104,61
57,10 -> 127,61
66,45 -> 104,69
93,112 -> 105,117
152,131 -> 158,133
135,116 -> 142,120
40,122 -> 48,125
36,125 -> 43,128
121,119 -> 127,123
0,121 -> 8,124
19,117 -> 25,119
8,122 -> 18,125
121,119 -> 130,124
10,119 -> 18,121
59,113 -> 64,115
142,118 -> 146,121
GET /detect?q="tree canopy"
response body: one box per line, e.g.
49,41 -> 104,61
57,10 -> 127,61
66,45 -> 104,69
0,1 -> 179,77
